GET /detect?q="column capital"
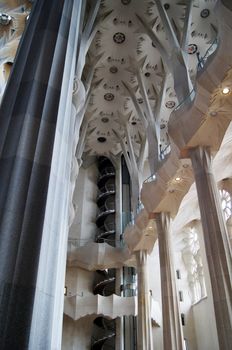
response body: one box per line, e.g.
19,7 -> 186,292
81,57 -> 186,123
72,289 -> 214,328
136,249 -> 148,265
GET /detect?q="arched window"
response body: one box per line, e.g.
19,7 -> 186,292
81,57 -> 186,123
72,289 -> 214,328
219,188 -> 232,247
219,189 -> 232,221
182,227 -> 206,304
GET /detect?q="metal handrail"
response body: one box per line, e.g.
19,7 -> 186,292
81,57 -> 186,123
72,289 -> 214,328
97,206 -> 115,220
197,38 -> 218,71
143,37 -> 219,185
99,184 -> 115,193
174,37 -> 219,112
97,185 -> 115,201
173,87 -> 196,112
98,167 -> 115,177
144,173 -> 157,184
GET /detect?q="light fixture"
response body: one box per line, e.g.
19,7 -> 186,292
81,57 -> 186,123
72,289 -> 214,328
175,176 -> 181,182
210,111 -> 217,117
222,87 -> 230,95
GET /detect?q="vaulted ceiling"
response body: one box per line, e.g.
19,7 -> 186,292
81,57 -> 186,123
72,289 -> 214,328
0,0 -> 218,171
82,0 -> 217,161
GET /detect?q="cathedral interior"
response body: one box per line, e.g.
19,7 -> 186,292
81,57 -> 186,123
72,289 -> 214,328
0,0 -> 232,349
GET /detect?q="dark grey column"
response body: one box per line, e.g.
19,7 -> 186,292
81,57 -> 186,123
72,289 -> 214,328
0,0 -> 78,348
155,213 -> 184,350
190,146 -> 232,350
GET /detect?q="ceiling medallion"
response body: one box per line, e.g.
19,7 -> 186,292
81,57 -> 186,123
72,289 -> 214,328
109,66 -> 118,74
165,101 -> 176,109
121,0 -> 131,4
188,44 -> 198,55
0,13 -> 12,25
97,137 -> 107,143
104,93 -> 114,101
200,9 -> 210,18
113,32 -> 126,44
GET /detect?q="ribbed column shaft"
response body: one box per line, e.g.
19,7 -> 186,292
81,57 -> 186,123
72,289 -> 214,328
136,250 -> 153,350
190,146 -> 232,350
0,0 -> 81,348
155,213 -> 184,350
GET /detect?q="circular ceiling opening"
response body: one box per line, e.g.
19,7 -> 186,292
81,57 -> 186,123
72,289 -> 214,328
188,44 -> 198,55
201,9 -> 210,18
101,117 -> 109,123
109,66 -> 118,74
113,32 -> 126,44
104,93 -> 114,101
131,121 -> 137,125
164,4 -> 170,10
121,0 -> 131,5
97,137 -> 107,143
165,101 -> 176,109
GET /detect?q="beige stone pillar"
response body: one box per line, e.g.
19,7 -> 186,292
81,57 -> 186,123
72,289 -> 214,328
190,146 -> 232,349
155,213 -> 184,350
136,250 -> 153,350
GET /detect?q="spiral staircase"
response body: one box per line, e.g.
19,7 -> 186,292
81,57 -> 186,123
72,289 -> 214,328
91,317 -> 115,350
96,157 -> 116,246
91,157 -> 116,349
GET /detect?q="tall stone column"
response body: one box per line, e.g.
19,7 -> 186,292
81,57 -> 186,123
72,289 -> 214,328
0,0 -> 82,349
155,213 -> 184,350
190,146 -> 232,349
136,250 -> 153,350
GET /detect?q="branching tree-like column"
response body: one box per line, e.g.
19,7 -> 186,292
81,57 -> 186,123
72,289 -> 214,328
0,0 -> 84,349
155,213 -> 184,350
190,146 -> 232,349
136,0 -> 194,103
113,114 -> 146,216
136,250 -> 153,350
